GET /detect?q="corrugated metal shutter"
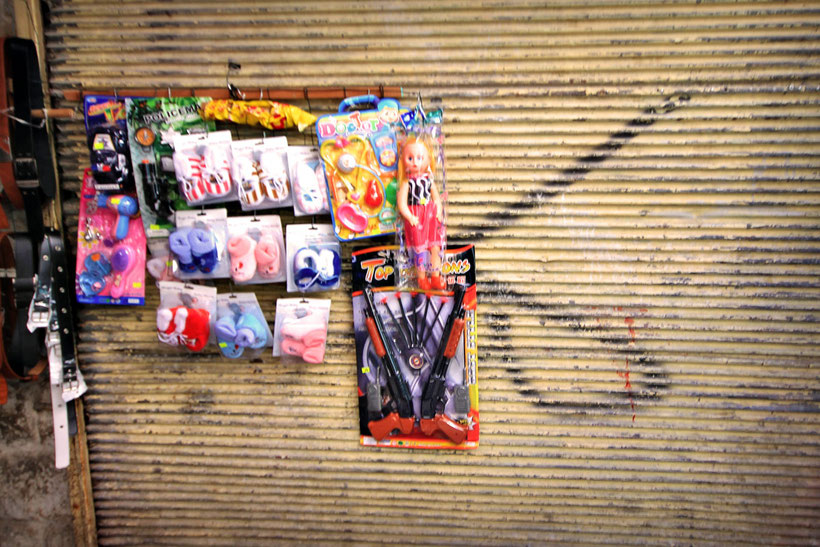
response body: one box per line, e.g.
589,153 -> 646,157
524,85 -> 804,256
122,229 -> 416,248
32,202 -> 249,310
45,1 -> 819,544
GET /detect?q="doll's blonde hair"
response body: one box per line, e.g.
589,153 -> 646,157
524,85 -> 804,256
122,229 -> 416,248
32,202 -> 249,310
398,134 -> 436,184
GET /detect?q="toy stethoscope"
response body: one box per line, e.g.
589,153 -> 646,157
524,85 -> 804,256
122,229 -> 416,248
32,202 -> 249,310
320,136 -> 393,232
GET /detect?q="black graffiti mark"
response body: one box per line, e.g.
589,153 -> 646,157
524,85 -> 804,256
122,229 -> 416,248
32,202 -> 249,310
464,94 -> 691,412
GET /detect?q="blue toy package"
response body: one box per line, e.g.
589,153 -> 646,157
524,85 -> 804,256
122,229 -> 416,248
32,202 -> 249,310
84,95 -> 135,192
315,95 -> 408,242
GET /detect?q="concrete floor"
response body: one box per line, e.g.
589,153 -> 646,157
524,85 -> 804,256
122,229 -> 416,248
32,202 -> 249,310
1,374 -> 75,546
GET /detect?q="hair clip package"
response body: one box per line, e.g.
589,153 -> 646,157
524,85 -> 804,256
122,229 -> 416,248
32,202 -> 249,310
272,298 -> 331,364
287,146 -> 329,216
76,168 -> 147,306
173,130 -> 235,206
226,214 -> 286,284
231,136 -> 292,211
215,292 -> 273,359
84,94 -> 134,192
315,95 -> 407,241
125,96 -> 215,238
169,209 -> 230,280
285,223 -> 342,293
351,243 -> 478,449
396,107 -> 448,291
156,281 -> 217,352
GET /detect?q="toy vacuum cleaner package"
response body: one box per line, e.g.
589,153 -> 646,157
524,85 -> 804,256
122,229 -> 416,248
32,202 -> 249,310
76,169 -> 146,305
351,243 -> 478,449
287,146 -> 329,217
125,97 -> 215,238
169,209 -> 230,280
156,281 -> 216,353
316,95 -> 407,241
230,136 -> 292,211
396,107 -> 448,290
272,298 -> 331,364
84,94 -> 135,192
226,214 -> 286,284
215,292 -> 272,360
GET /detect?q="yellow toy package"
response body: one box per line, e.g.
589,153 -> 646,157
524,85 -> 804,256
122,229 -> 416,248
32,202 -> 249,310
316,96 -> 407,242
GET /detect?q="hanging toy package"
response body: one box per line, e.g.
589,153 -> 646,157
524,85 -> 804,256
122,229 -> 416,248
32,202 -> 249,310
169,209 -> 230,280
287,146 -> 329,217
395,106 -> 448,290
84,94 -> 135,192
125,96 -> 215,238
230,136 -> 292,211
226,214 -> 286,284
285,223 -> 341,293
315,95 -> 407,241
215,292 -> 273,360
351,244 -> 478,449
156,281 -> 217,353
172,130 -> 235,206
75,168 -> 146,305
272,298 -> 331,364
145,238 -> 179,282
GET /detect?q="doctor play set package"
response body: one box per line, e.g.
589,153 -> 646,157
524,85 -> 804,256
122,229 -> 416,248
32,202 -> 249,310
169,209 -> 230,280
226,215 -> 286,284
215,292 -> 273,360
84,94 -> 135,192
76,169 -> 146,306
231,136 -> 293,211
156,282 -> 217,353
125,97 -> 215,238
351,243 -> 478,449
285,223 -> 341,293
316,95 -> 407,242
272,298 -> 331,364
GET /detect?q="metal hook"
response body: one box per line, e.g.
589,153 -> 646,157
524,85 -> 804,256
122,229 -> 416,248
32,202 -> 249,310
168,87 -> 172,99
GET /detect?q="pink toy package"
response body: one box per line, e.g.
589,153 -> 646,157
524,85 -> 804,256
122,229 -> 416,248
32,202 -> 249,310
76,168 -> 147,305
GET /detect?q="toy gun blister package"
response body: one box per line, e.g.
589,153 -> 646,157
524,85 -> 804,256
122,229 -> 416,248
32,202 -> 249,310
316,95 -> 407,242
351,244 -> 478,449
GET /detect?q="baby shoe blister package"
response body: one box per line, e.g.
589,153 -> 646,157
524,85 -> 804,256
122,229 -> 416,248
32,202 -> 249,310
285,223 -> 342,293
287,146 -> 329,216
156,281 -> 217,352
272,298 -> 331,364
76,169 -> 147,305
230,136 -> 292,211
226,214 -> 286,284
169,209 -> 230,280
214,292 -> 273,359
173,130 -> 235,206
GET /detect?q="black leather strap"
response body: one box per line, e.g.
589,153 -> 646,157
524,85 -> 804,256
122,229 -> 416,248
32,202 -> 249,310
39,231 -> 77,387
0,233 -> 46,378
5,38 -> 56,246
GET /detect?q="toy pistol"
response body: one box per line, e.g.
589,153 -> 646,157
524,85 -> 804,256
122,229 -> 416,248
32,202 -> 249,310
419,284 -> 468,444
363,287 -> 415,440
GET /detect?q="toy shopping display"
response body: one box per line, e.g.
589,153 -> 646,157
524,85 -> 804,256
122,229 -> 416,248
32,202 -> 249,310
316,95 -> 406,241
75,169 -> 146,305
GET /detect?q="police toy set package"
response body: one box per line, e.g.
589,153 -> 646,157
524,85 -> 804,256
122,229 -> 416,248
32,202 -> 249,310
84,94 -> 135,192
351,244 -> 479,449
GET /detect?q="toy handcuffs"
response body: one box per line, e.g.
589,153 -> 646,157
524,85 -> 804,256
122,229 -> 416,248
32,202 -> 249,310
293,247 -> 341,291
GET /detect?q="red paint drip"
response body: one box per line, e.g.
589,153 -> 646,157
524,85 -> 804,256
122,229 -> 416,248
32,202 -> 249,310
617,358 -> 636,422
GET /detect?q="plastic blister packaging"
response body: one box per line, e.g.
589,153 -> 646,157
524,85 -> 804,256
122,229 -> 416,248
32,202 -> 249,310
285,223 -> 341,293
231,136 -> 292,210
156,281 -> 217,352
169,209 -> 230,280
75,169 -> 147,305
272,298 -> 331,364
215,292 -> 273,359
287,145 -> 329,216
226,215 -> 286,284
84,94 -> 134,192
173,130 -> 235,206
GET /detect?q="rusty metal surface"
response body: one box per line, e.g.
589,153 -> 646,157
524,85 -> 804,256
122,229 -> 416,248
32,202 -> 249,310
45,1 -> 819,545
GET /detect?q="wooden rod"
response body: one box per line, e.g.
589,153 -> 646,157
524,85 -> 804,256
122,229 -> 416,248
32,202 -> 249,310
31,108 -> 77,120
58,86 -> 404,103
